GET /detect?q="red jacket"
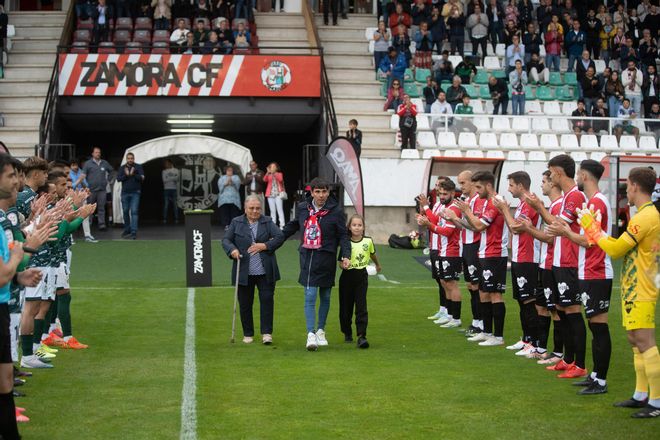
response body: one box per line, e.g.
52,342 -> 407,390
544,31 -> 563,55
397,103 -> 418,116
264,172 -> 284,197
389,12 -> 412,34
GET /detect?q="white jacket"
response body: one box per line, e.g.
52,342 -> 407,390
622,67 -> 643,95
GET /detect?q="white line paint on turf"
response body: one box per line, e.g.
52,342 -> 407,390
180,287 -> 197,440
377,274 -> 401,284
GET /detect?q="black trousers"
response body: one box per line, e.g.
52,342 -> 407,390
400,124 -> 417,149
219,203 -> 240,227
339,268 -> 368,337
323,0 -> 339,24
238,275 -> 275,336
471,36 -> 488,59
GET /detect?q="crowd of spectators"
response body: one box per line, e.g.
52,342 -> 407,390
375,0 -> 660,148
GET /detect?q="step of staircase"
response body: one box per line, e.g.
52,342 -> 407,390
336,111 -> 390,129
326,66 -> 376,81
0,96 -> 47,111
315,13 -> 376,27
257,27 -> 308,40
6,51 -> 57,65
0,79 -> 50,95
319,27 -> 367,40
14,25 -> 63,39
0,128 -> 40,144
4,143 -> 36,159
333,96 -> 386,112
330,80 -> 381,96
7,11 -> 67,26
255,12 -> 306,27
2,65 -> 53,80
321,40 -> 370,53
324,53 -> 373,68
360,128 -> 397,146
0,111 -> 43,128
361,146 -> 400,158
10,37 -> 60,52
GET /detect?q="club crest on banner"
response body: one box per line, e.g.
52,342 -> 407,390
178,155 -> 221,210
261,61 -> 291,92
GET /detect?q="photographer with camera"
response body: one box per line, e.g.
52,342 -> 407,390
509,60 -> 528,115
488,75 -> 509,115
117,153 -> 145,240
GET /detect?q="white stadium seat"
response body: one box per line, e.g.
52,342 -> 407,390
484,56 -> 501,70
594,59 -> 606,74
571,151 -> 589,162
416,114 -> 430,130
495,44 -> 506,57
528,151 -> 547,161
551,118 -> 571,133
639,136 -> 658,153
619,135 -> 638,152
473,117 -> 491,131
512,117 -> 530,132
471,99 -> 484,114
417,131 -> 437,148
390,114 -> 399,130
600,135 -> 619,151
422,149 -> 441,159
368,40 -> 375,54
562,101 -> 578,115
539,45 -> 546,57
486,150 -> 506,159
499,132 -> 519,149
540,134 -> 560,150
543,101 -> 562,115
508,151 -> 526,160
580,134 -> 599,150
437,131 -> 457,148
448,55 -> 463,67
548,151 -> 563,159
458,132 -> 478,148
492,116 -> 511,132
412,98 -> 425,113
466,150 -> 485,158
560,134 -> 580,151
365,27 -> 377,41
444,149 -> 463,157
479,132 -> 499,149
400,149 -> 420,159
520,133 -> 539,149
532,117 -> 550,132
590,152 -> 607,162
526,101 -> 542,115
631,119 -> 648,134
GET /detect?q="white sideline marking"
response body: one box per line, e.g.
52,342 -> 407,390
378,274 -> 401,284
180,288 -> 197,440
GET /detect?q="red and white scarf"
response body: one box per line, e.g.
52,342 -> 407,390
302,205 -> 329,249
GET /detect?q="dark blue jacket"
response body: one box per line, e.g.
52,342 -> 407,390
283,196 -> 350,288
222,214 -> 285,286
116,163 -> 144,193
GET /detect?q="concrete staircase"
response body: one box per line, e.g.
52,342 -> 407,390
254,13 -> 312,54
1,11 -> 65,158
316,13 -> 397,158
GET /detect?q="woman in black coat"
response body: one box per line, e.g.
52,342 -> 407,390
282,177 -> 351,351
222,195 -> 285,345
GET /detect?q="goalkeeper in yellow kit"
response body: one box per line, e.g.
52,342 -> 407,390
579,167 -> 660,418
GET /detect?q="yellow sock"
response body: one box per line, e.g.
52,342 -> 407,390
642,346 -> 660,400
634,347 -> 649,395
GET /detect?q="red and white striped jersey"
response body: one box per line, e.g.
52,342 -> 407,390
539,197 -> 563,270
553,185 -> 588,268
478,197 -> 509,258
426,201 -> 445,251
461,194 -> 486,244
578,192 -> 614,280
437,205 -> 462,258
511,200 -> 542,264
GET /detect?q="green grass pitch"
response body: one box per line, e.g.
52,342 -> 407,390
16,240 -> 660,439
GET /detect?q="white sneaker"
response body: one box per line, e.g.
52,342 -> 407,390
242,336 -> 254,344
506,340 -> 526,350
306,332 -> 318,351
468,332 -> 490,342
441,319 -> 462,328
433,314 -> 451,325
427,310 -> 442,320
315,329 -> 328,346
515,343 -> 535,356
84,235 -> 98,243
479,336 -> 505,346
20,355 -> 53,369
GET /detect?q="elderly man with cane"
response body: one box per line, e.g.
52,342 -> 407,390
223,196 -> 285,345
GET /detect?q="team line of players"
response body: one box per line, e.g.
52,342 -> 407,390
416,154 -> 660,418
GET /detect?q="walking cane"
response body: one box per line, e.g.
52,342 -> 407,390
230,254 -> 241,343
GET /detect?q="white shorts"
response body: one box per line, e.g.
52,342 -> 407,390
55,262 -> 70,290
24,267 -> 56,301
10,312 -> 20,363
66,249 -> 72,272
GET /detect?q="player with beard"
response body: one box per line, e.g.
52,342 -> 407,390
418,179 -> 464,328
419,176 -> 451,324
456,171 -> 509,347
526,154 -> 589,379
547,160 -> 613,394
515,171 -> 565,364
493,172 -> 542,357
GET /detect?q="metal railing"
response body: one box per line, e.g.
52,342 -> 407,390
34,143 -> 76,161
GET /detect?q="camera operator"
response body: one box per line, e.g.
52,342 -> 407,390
488,75 -> 509,115
116,152 -> 145,240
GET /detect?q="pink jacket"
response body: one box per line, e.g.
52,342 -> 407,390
264,172 -> 284,197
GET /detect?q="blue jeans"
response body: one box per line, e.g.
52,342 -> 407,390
235,0 -> 249,19
628,94 -> 643,116
163,189 -> 179,222
304,286 -> 332,333
121,191 -> 140,236
608,96 -> 621,117
567,53 -> 579,72
154,17 -> 170,31
511,94 -> 525,115
546,54 -> 560,72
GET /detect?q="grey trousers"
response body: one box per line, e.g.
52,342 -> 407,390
88,189 -> 107,227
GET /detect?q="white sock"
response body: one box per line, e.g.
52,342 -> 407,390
595,378 -> 606,386
64,336 -> 72,342
478,320 -> 484,330
440,307 -> 447,314
537,348 -> 547,354
649,398 -> 660,408
633,391 -> 649,401
471,319 -> 478,327
48,323 -> 57,333
33,343 -> 40,351
590,372 -> 597,380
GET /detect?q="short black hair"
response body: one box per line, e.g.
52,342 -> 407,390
309,177 -> 329,190
10,157 -> 24,173
628,167 -> 656,195
579,159 -> 605,181
471,171 -> 495,187
47,170 -> 67,183
543,170 -> 551,179
439,179 -> 456,192
507,171 -> 531,190
23,156 -> 49,175
349,119 -> 358,126
0,153 -> 16,177
548,154 -> 576,179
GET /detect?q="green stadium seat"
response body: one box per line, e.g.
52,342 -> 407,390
555,85 -> 576,101
549,71 -> 563,86
479,85 -> 492,99
536,85 -> 554,100
415,68 -> 431,83
492,70 -> 506,79
464,84 -> 479,98
473,70 -> 489,84
404,68 -> 414,82
525,85 -> 535,99
564,72 -> 578,86
404,82 -> 421,98
440,80 -> 451,90
381,82 -> 388,97
376,72 -> 387,83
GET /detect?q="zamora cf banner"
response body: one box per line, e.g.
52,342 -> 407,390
58,54 -> 321,97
